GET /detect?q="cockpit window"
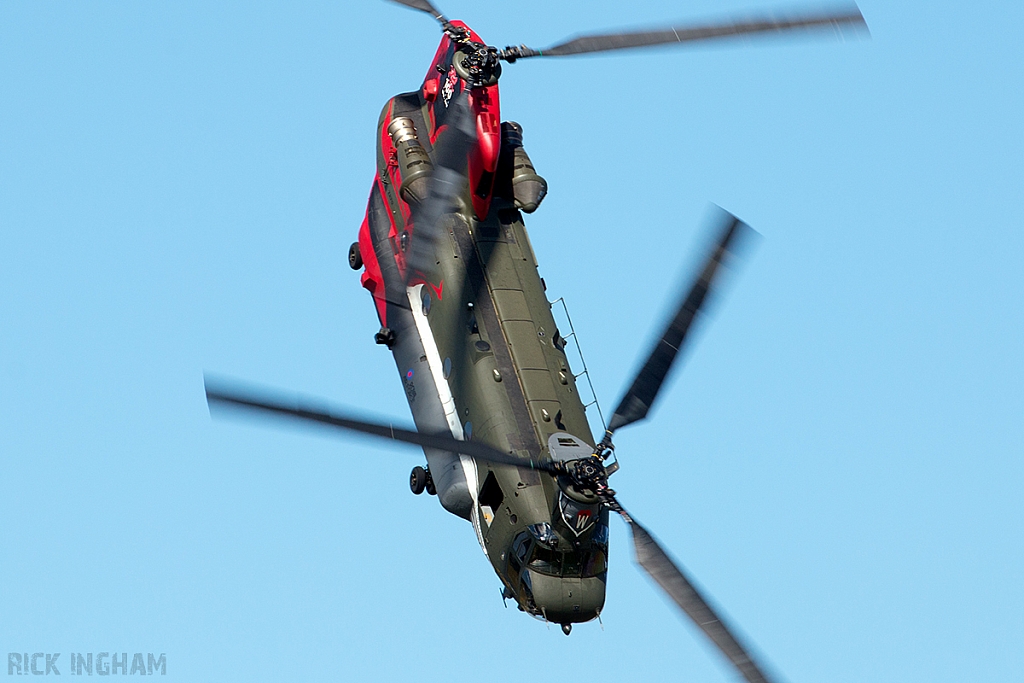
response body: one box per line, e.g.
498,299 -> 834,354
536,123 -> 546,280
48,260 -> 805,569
528,544 -> 561,575
561,551 -> 582,577
512,532 -> 531,563
527,544 -> 608,578
583,547 -> 607,577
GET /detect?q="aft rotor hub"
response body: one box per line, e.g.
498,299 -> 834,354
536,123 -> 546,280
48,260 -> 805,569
454,43 -> 502,87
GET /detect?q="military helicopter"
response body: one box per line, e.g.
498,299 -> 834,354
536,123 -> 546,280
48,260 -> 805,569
205,2 -> 867,682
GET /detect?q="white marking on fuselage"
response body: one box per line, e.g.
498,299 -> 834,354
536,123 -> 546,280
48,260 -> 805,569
408,284 -> 487,556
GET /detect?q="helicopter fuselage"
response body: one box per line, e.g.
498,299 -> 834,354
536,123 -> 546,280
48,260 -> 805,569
353,22 -> 608,625
209,1 -> 866,672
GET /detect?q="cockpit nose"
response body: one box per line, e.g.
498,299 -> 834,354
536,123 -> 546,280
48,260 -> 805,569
522,571 -> 606,625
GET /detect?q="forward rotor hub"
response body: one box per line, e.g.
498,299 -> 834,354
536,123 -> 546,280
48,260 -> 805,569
556,455 -> 612,502
571,456 -> 606,488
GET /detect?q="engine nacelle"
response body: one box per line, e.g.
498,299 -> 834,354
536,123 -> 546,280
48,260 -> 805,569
501,121 -> 547,214
387,116 -> 434,206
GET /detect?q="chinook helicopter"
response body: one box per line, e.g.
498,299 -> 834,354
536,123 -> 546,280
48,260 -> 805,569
205,2 -> 867,682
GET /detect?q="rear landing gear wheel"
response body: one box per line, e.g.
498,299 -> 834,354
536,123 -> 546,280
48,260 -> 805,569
348,242 -> 363,270
561,624 -> 572,636
410,466 -> 427,495
425,471 -> 436,496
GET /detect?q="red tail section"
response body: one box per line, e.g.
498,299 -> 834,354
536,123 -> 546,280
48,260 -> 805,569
356,21 -> 501,328
420,21 -> 501,221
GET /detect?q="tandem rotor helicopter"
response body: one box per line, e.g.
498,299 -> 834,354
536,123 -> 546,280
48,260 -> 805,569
206,2 -> 868,682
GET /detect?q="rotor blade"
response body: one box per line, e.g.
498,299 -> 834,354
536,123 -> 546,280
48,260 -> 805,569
403,90 -> 477,285
385,0 -> 447,23
518,5 -> 866,59
607,210 -> 755,433
205,377 -> 555,473
612,501 -> 780,683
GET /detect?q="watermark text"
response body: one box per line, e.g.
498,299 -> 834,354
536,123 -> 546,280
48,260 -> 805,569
7,653 -> 165,676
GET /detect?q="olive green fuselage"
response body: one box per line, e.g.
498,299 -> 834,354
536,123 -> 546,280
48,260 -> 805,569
355,56 -> 609,622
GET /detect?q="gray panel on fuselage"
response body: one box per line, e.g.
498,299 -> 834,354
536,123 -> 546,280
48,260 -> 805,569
366,183 -> 473,520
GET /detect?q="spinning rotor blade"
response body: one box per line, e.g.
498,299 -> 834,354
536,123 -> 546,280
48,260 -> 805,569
608,211 -> 755,434
205,377 -> 555,472
505,5 -> 866,59
609,497 -> 779,683
386,0 -> 447,23
403,90 -> 477,285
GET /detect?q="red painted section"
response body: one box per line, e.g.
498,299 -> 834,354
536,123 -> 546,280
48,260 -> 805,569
428,279 -> 444,301
422,78 -> 438,102
356,100 -> 397,327
422,35 -> 453,139
356,22 -> 504,321
420,21 -> 501,220
377,103 -> 412,281
357,211 -> 387,324
468,85 -> 500,220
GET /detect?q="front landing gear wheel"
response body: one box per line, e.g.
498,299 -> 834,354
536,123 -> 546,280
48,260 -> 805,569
561,624 -> 572,636
348,242 -> 363,270
410,466 -> 427,495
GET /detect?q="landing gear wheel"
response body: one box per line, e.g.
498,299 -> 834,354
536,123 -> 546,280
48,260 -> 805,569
410,466 -> 427,495
348,242 -> 363,270
561,623 -> 572,636
374,327 -> 396,347
425,471 -> 436,496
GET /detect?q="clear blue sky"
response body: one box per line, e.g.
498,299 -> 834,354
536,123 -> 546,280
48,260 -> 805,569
2,1 -> 1022,681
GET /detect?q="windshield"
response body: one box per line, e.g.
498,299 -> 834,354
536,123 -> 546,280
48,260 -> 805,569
527,544 -> 607,578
